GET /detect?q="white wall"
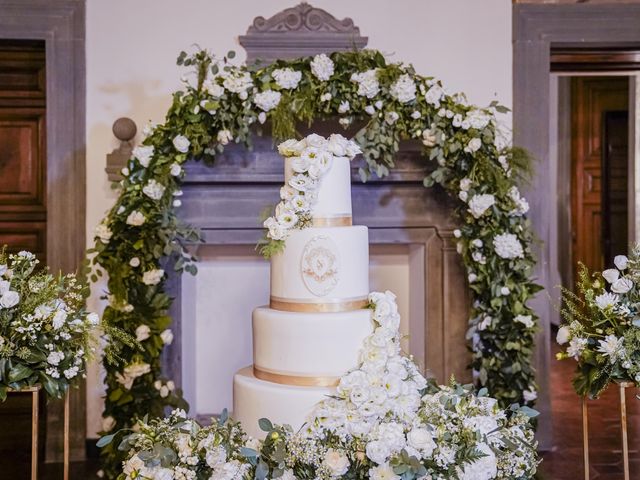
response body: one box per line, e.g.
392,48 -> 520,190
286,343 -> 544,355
85,0 -> 512,436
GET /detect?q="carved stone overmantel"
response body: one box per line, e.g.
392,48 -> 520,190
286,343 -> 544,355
239,2 -> 368,64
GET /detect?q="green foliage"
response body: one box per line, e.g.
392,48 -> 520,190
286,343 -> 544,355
91,47 -> 541,478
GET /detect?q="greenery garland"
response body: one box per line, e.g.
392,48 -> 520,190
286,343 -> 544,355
90,48 -> 541,477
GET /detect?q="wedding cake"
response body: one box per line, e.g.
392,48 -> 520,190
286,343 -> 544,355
233,133 -> 374,438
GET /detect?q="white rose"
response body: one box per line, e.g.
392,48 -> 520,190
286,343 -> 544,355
170,163 -> 182,176
323,449 -> 349,477
217,129 -> 233,145
602,268 -> 620,283
464,137 -> 482,153
556,326 -> 570,345
407,427 -> 435,455
136,324 -> 151,342
129,257 -> 140,268
95,224 -> 113,243
102,416 -> 116,432
614,255 -> 629,270
366,440 -> 391,465
142,180 -> 165,201
514,314 -> 534,328
411,110 -> 421,119
310,53 -> 334,81
160,329 -> 174,345
126,210 -> 145,226
611,277 -> 633,294
133,145 -> 155,168
173,135 -> 190,153
0,290 -> 19,309
142,268 -> 164,286
385,111 -> 399,125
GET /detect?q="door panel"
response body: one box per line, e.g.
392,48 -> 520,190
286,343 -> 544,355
571,77 -> 628,275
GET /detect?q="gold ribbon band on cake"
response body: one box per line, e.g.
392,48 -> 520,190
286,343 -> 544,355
311,215 -> 352,227
269,295 -> 368,313
253,366 -> 340,387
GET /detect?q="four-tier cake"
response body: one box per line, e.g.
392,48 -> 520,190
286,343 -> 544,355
233,134 -> 374,438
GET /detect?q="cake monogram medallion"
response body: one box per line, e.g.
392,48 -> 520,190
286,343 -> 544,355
301,236 -> 340,297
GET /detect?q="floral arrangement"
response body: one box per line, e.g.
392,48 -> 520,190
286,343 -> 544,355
91,47 -> 540,477
261,133 -> 361,257
557,246 -> 640,398
0,248 -> 99,399
106,292 -> 538,480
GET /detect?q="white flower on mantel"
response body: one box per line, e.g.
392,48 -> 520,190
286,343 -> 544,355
323,449 -> 349,477
133,145 -> 154,168
217,129 -> 233,145
614,255 -> 629,270
514,314 -> 534,328
126,210 -> 145,226
142,268 -> 164,286
172,135 -> 190,153
95,223 -> 113,243
464,137 -> 482,153
390,74 -> 417,103
129,257 -> 140,268
253,89 -> 281,112
170,163 -> 182,177
143,180 -> 166,201
136,324 -> 151,342
385,111 -> 399,125
310,53 -> 335,81
272,68 -> 302,89
493,233 -> 524,259
467,194 -> 495,218
160,329 -> 174,345
350,70 -> 380,98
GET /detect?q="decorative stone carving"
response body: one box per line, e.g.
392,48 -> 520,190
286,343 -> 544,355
239,2 -> 368,64
105,117 -> 137,182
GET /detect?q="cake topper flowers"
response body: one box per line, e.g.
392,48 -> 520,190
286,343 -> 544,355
259,133 -> 361,258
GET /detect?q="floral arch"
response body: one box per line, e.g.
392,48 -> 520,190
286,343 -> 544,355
90,48 -> 541,473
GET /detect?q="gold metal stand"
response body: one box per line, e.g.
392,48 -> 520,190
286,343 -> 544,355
582,382 -> 635,480
7,386 -> 41,479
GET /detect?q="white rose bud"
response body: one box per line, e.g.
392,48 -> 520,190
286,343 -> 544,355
172,135 -> 190,153
136,324 -> 151,342
160,329 -> 174,345
556,326 -> 570,345
129,257 -> 140,267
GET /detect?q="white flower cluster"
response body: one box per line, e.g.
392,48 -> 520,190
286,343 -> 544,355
493,233 -> 524,260
389,74 -> 417,103
263,134 -> 361,243
254,89 -> 281,112
272,68 -> 302,90
350,69 -> 380,98
310,53 -> 334,81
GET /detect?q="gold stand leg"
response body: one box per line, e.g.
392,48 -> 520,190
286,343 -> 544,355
619,383 -> 630,480
31,389 -> 39,480
582,396 -> 590,480
64,392 -> 70,480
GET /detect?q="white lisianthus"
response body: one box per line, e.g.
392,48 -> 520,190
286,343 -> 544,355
253,89 -> 281,112
602,268 -> 620,283
514,314 -> 534,328
142,268 -> 164,286
123,455 -> 145,476
556,326 -> 570,345
369,463 -> 400,480
143,180 -> 166,200
351,70 -> 380,98
323,449 -> 350,477
170,163 -> 182,176
289,174 -> 315,192
173,135 -> 190,153
126,210 -> 145,226
467,194 -> 495,218
136,324 -> 151,342
310,53 -> 334,81
133,145 -> 154,168
272,68 -> 302,89
160,329 -> 174,345
390,74 -> 417,103
0,290 -> 19,309
464,137 -> 482,153
95,223 -> 113,243
217,129 -> 233,145
406,427 -> 436,456
129,257 -> 140,268
614,255 -> 629,270
264,217 -> 287,241
595,292 -> 618,310
611,277 -> 633,294
493,233 -> 524,259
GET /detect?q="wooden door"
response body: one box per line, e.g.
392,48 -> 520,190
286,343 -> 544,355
0,40 -> 46,263
571,77 -> 628,276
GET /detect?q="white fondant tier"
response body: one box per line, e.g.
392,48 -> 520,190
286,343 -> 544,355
253,306 -> 373,378
271,225 -> 369,303
233,367 -> 333,439
285,155 -> 352,218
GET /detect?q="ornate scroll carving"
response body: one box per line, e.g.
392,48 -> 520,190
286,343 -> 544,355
239,2 -> 368,64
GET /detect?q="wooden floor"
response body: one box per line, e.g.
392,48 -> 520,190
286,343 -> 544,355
539,343 -> 640,479
41,344 -> 640,479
